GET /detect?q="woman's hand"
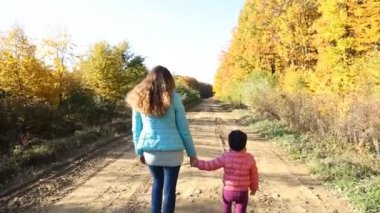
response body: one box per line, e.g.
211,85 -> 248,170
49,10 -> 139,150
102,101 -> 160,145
190,156 -> 198,167
139,155 -> 146,165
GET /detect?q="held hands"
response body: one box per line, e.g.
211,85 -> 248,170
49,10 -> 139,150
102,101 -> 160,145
139,155 -> 146,165
190,156 -> 198,167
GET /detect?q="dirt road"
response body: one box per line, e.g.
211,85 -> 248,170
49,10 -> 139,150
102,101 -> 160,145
7,99 -> 354,213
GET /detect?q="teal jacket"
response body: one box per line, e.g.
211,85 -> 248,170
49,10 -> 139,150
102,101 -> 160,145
131,92 -> 196,157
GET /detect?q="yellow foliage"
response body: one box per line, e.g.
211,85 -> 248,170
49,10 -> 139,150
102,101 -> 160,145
0,27 -> 55,102
280,68 -> 308,94
214,0 -> 380,152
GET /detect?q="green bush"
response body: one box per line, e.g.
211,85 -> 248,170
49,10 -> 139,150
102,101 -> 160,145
252,120 -> 293,138
12,144 -> 55,167
176,84 -> 201,105
107,119 -> 131,135
46,138 -> 72,155
87,101 -> 118,126
74,128 -> 104,145
197,82 -> 214,98
0,96 -> 21,153
310,157 -> 378,181
0,160 -> 17,186
0,126 -> 111,187
241,71 -> 277,106
349,177 -> 380,213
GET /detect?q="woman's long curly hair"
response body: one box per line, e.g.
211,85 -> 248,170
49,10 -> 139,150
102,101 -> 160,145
127,65 -> 175,116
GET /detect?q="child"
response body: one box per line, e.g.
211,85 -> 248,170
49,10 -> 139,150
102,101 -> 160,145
193,130 -> 259,213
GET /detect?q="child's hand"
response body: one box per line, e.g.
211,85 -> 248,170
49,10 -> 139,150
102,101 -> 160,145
250,190 -> 256,196
139,156 -> 146,165
190,156 -> 198,167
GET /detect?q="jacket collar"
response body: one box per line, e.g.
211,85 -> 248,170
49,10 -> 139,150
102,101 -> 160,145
228,148 -> 247,153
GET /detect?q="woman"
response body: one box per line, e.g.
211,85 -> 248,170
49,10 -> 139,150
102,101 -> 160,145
127,65 -> 197,213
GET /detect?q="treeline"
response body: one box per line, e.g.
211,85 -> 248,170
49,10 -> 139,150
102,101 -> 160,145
215,0 -> 380,154
175,75 -> 213,105
0,27 -> 212,185
0,27 -> 150,185
0,27 -> 147,154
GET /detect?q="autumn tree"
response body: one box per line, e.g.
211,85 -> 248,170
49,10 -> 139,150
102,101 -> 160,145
214,0 -> 380,157
214,0 -> 291,100
175,75 -> 213,98
42,30 -> 76,104
346,0 -> 380,58
275,0 -> 319,71
78,41 -> 147,101
175,75 -> 199,90
0,27 -> 52,100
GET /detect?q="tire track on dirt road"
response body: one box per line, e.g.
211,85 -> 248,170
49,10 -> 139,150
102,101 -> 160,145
1,136 -> 132,213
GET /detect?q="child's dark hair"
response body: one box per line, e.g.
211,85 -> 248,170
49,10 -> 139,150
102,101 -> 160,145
228,130 -> 247,151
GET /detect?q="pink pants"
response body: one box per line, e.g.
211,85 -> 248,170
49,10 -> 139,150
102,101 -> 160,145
222,189 -> 249,213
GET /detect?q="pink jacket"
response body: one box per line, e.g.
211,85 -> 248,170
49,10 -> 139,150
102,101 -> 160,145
196,149 -> 259,192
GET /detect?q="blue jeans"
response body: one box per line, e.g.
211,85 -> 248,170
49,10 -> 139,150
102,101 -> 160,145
148,165 -> 180,213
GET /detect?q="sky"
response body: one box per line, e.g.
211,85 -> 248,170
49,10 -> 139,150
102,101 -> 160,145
0,0 -> 244,84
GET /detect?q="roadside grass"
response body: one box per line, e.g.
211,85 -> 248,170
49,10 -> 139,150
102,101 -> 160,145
0,121 -> 130,191
251,118 -> 380,213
